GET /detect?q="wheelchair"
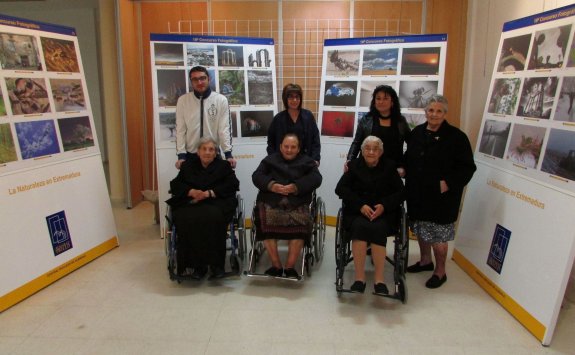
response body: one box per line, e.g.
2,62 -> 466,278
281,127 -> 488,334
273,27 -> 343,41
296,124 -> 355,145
164,194 -> 246,283
244,192 -> 326,281
335,202 -> 408,302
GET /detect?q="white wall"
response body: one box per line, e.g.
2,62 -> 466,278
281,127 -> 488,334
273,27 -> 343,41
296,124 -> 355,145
461,0 -> 575,302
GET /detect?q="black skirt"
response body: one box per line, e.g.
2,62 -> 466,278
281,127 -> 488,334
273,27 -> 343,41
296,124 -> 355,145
347,214 -> 396,247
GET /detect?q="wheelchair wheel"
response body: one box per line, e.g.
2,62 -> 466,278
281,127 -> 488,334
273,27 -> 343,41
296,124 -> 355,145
398,275 -> 407,304
237,196 -> 246,258
313,197 -> 326,261
334,208 -> 343,265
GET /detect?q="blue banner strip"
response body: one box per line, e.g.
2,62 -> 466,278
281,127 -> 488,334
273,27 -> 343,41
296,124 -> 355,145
503,3 -> 575,32
324,33 -> 447,47
150,33 -> 274,45
0,13 -> 76,36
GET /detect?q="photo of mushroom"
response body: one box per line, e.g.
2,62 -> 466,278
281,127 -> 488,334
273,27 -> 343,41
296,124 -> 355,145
158,112 -> 176,143
487,78 -> 521,115
527,24 -> 571,69
400,47 -> 441,75
40,37 -> 79,73
186,44 -> 215,67
6,77 -> 51,115
156,69 -> 186,107
154,43 -> 184,66
398,80 -> 438,109
326,50 -> 360,76
323,80 -> 357,107
246,47 -> 273,68
362,48 -> 398,75
517,76 -> 558,119
50,78 -> 85,112
321,111 -> 355,137
57,116 -> 95,151
240,110 -> 273,137
505,124 -> 545,168
247,70 -> 273,105
217,45 -> 244,67
553,77 -> 575,122
478,120 -> 511,159
15,120 -> 60,159
359,81 -> 396,107
0,123 -> 17,164
0,32 -> 42,71
541,128 -> 575,181
219,70 -> 245,105
497,34 -> 531,72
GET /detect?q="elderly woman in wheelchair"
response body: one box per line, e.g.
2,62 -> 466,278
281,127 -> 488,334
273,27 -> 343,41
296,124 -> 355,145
166,137 -> 239,280
251,133 -> 322,280
335,135 -> 405,295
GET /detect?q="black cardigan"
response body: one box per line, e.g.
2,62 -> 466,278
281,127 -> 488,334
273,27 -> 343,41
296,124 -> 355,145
266,109 -> 321,162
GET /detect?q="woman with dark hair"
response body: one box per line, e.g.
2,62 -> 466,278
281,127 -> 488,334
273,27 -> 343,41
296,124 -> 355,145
345,85 -> 410,176
267,83 -> 321,165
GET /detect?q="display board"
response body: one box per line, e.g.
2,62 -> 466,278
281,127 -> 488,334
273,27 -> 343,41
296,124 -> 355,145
150,34 -> 277,235
316,34 -> 448,219
455,4 -> 575,345
0,14 -> 118,312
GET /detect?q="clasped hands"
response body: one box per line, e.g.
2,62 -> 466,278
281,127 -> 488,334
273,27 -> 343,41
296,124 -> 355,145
270,183 -> 297,196
360,204 -> 384,221
187,188 -> 210,202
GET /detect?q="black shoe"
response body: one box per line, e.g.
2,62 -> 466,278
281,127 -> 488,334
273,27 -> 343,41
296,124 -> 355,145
284,268 -> 300,279
406,261 -> 434,273
208,265 -> 226,280
425,274 -> 447,289
264,266 -> 283,277
350,280 -> 366,293
374,283 -> 389,295
190,266 -> 208,280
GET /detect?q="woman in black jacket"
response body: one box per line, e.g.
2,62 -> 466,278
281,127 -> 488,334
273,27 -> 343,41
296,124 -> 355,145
167,137 -> 239,279
336,136 -> 405,295
405,95 -> 476,289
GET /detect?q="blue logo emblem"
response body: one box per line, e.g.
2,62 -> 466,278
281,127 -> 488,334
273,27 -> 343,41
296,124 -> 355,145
486,224 -> 511,274
46,211 -> 73,256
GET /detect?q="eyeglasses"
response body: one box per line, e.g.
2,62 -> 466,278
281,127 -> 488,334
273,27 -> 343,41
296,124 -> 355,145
191,75 -> 208,83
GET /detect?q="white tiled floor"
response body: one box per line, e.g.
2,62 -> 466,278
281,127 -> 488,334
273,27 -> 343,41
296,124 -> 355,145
1,201 -> 574,354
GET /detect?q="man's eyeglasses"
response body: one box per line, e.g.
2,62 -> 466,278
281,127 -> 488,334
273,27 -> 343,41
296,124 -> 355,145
191,75 -> 208,83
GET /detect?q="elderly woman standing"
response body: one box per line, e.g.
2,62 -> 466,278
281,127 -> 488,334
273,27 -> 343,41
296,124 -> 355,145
167,137 -> 239,280
253,133 -> 322,279
405,95 -> 476,288
336,136 -> 405,294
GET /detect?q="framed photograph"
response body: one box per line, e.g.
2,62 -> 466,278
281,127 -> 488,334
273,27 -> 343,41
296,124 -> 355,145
541,128 -> 575,181
239,110 -> 273,137
0,89 -> 6,117
231,111 -> 238,138
404,112 -> 427,130
505,124 -> 546,168
553,76 -> 575,122
497,34 -> 531,72
57,116 -> 95,151
158,112 -> 176,143
517,76 -> 558,119
0,32 -> 42,71
217,45 -> 244,67
154,43 -> 184,66
50,78 -> 85,112
6,77 -> 51,115
15,120 -> 60,159
326,49 -> 360,76
246,46 -> 273,68
247,70 -> 273,105
321,111 -> 355,137
398,80 -> 438,109
156,69 -> 186,107
362,48 -> 398,75
487,78 -> 521,115
324,80 -> 358,107
0,123 -> 17,163
219,70 -> 245,105
40,37 -> 79,72
527,24 -> 571,69
400,47 -> 441,75
186,44 -> 215,67
478,120 -> 511,158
